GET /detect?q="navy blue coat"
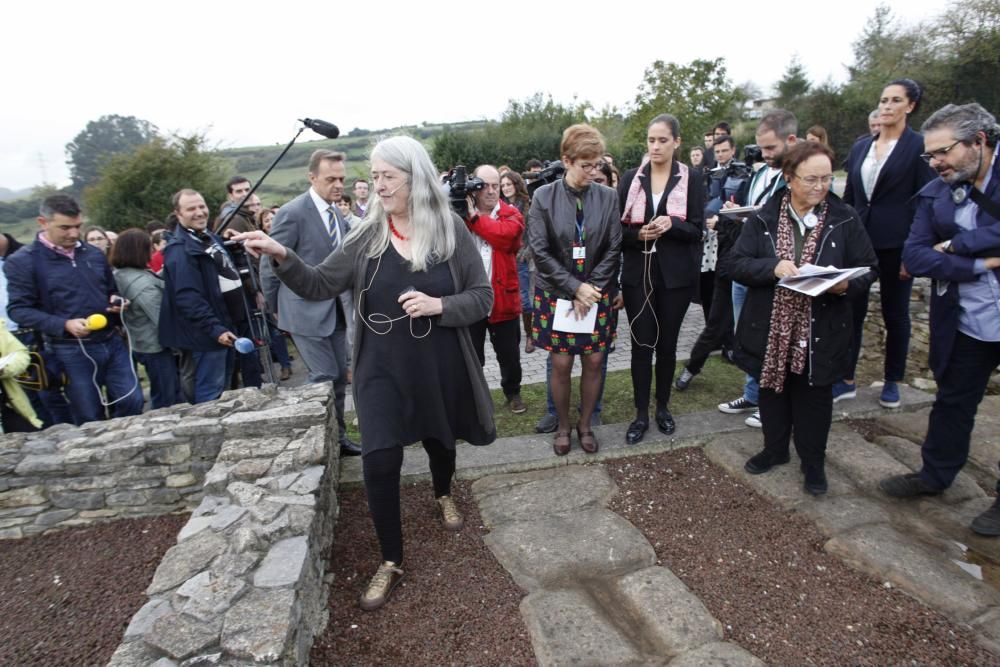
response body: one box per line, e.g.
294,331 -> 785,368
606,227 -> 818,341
902,154 -> 1000,382
4,236 -> 118,338
159,228 -> 236,351
843,126 -> 936,250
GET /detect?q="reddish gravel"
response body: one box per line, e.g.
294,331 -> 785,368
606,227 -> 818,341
607,448 -> 998,667
0,513 -> 188,666
310,479 -> 534,666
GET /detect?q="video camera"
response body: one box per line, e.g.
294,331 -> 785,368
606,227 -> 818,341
443,165 -> 485,218
709,159 -> 753,181
743,144 -> 763,167
523,160 -> 565,196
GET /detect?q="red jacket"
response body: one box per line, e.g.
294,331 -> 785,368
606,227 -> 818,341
467,200 -> 524,323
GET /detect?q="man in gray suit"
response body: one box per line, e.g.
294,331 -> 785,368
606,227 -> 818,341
261,149 -> 361,456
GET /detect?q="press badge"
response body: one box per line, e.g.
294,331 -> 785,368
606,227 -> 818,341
573,246 -> 586,260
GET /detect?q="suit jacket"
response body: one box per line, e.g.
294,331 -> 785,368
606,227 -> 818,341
261,190 -> 349,337
843,126 -> 936,250
617,160 -> 705,290
903,153 -> 1000,382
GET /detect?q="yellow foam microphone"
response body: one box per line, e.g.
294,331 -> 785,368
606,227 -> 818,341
86,314 -> 108,330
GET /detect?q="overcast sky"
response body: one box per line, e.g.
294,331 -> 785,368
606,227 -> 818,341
1,0 -> 943,190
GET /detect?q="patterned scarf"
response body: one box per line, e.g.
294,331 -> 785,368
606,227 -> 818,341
759,193 -> 828,393
620,158 -> 690,225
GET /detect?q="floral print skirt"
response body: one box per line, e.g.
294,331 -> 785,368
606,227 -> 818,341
530,287 -> 613,356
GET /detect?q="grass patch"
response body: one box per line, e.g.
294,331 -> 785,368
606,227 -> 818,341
489,355 -> 743,438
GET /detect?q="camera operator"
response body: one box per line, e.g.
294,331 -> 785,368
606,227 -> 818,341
464,165 -> 527,414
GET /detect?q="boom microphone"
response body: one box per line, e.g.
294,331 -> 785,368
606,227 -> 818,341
300,118 -> 340,139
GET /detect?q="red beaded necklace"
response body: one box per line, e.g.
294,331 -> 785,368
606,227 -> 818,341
388,216 -> 408,241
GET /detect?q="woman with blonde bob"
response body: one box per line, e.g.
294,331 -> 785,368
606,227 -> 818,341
235,135 -> 495,612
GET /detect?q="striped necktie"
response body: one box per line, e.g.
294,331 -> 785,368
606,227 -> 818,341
326,205 -> 342,251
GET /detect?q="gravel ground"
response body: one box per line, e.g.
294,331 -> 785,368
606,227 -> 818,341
607,448 -> 998,667
310,479 -> 534,666
0,513 -> 188,666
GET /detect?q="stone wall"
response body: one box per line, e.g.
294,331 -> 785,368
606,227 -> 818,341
107,402 -> 338,667
0,382 -> 331,539
858,276 -> 932,381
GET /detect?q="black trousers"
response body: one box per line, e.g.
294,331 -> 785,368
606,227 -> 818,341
919,332 -> 1000,491
470,317 -> 522,398
698,270 -> 716,321
362,440 -> 456,564
758,370 -> 833,467
623,271 -> 694,413
687,276 -> 734,374
847,247 -> 913,382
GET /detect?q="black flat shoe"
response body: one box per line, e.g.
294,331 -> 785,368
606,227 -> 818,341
655,407 -> 675,435
803,464 -> 828,496
340,437 -> 362,457
744,450 -> 790,475
625,419 -> 648,445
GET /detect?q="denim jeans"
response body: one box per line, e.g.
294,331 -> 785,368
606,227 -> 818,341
268,322 -> 291,369
51,335 -> 144,425
517,260 -> 532,311
135,349 -> 181,409
545,351 -> 609,417
192,348 -> 234,404
732,282 -> 760,404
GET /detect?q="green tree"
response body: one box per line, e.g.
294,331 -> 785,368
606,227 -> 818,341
83,134 -> 227,231
626,58 -> 748,150
65,115 -> 158,193
775,56 -> 811,109
929,0 -> 1000,111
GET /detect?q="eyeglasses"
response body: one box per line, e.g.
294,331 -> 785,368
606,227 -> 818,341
794,174 -> 834,188
920,139 -> 964,163
578,161 -> 607,173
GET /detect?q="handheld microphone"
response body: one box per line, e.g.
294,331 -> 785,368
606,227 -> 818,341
86,314 -> 108,330
234,337 -> 256,354
300,118 -> 340,139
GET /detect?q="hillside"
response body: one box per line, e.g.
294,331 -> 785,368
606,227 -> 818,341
213,120 -> 486,206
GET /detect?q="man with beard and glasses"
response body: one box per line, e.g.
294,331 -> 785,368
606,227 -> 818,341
879,103 -> 1000,536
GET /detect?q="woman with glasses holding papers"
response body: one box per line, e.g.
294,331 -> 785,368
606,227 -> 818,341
527,124 -> 621,456
730,141 -> 877,496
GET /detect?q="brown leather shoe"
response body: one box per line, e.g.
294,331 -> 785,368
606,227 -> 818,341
359,561 -> 404,611
279,367 -> 291,381
553,431 -> 571,456
577,426 -> 599,454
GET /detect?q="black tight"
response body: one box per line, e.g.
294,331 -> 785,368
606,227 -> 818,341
362,439 -> 456,564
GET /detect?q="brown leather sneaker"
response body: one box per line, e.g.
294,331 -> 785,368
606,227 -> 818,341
436,495 -> 465,531
359,561 -> 404,611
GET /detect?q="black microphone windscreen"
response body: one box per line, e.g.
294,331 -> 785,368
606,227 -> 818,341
302,118 -> 340,139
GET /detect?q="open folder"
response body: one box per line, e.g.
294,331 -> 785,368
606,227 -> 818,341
553,299 -> 598,333
778,263 -> 870,297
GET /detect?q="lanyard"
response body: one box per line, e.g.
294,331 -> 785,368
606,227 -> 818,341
575,198 -> 585,245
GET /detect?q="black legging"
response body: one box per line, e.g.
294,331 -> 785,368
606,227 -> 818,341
362,439 -> 456,564
623,268 -> 694,416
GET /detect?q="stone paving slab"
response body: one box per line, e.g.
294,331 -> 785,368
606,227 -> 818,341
520,588 -> 645,666
614,566 -> 722,656
483,507 -> 657,592
825,523 -> 1000,622
667,641 -> 766,667
875,435 -> 988,505
471,465 -> 617,528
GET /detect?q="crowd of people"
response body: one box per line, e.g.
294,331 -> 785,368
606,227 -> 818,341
2,84 -> 999,612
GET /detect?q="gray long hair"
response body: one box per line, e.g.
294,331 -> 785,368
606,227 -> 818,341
344,135 -> 455,271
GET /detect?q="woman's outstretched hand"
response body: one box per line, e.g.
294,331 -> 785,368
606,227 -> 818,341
231,230 -> 288,262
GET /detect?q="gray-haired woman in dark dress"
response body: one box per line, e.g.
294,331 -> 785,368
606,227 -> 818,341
235,135 -> 495,612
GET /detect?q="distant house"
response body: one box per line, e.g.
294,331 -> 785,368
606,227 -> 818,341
745,98 -> 778,120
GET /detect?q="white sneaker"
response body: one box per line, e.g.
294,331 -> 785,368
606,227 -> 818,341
744,410 -> 762,428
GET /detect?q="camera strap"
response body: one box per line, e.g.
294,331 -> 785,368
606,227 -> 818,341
968,186 -> 1000,221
